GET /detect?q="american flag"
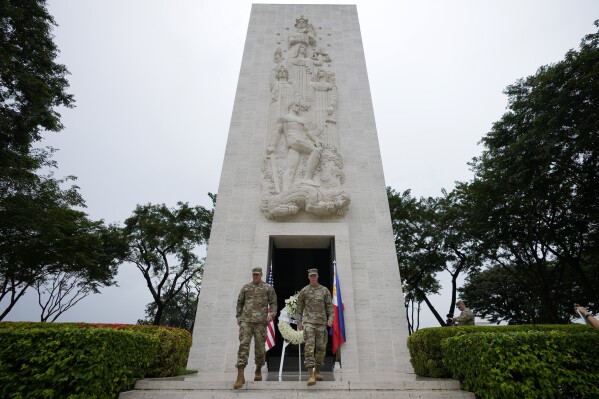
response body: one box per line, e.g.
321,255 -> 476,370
265,266 -> 276,351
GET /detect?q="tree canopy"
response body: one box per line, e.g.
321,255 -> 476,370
138,276 -> 200,331
456,20 -> 599,323
122,197 -> 214,326
392,20 -> 599,328
0,1 -> 127,321
388,188 -> 480,331
459,262 -> 582,324
0,174 -> 126,320
0,0 -> 73,173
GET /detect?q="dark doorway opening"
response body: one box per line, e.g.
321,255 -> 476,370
266,237 -> 335,372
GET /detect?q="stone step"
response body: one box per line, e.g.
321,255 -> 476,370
120,376 -> 476,399
121,390 -> 474,399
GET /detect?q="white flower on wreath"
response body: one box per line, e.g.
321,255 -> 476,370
278,293 -> 304,344
284,292 -> 298,316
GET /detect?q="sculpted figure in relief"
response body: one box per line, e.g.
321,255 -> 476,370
310,68 -> 338,148
312,48 -> 332,64
288,42 -> 321,101
305,147 -> 349,216
260,147 -> 350,219
271,66 -> 292,104
268,102 -> 321,192
268,65 -> 295,143
288,16 -> 316,49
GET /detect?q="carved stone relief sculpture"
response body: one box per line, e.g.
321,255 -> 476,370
267,65 -> 295,144
260,16 -> 350,219
310,69 -> 338,149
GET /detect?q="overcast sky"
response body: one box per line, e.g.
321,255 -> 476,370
5,0 -> 599,328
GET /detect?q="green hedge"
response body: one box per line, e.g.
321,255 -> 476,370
442,330 -> 599,399
0,327 -> 158,399
407,324 -> 591,378
0,322 -> 192,378
110,324 -> 192,377
0,322 -> 193,398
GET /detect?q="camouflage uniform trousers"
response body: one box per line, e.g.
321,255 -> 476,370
303,323 -> 328,369
236,321 -> 267,368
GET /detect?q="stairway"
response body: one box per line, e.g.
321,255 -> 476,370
120,372 -> 475,398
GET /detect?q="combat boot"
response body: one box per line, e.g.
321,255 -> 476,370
233,366 -> 245,389
307,367 -> 316,386
314,366 -> 323,381
254,366 -> 262,381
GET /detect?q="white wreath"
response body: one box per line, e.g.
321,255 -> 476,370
278,294 -> 304,344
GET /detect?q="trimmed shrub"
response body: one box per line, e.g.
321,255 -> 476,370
407,326 -> 461,377
0,322 -> 193,378
0,322 -> 193,398
407,324 -> 590,378
109,325 -> 192,377
0,327 -> 158,399
442,330 -> 599,399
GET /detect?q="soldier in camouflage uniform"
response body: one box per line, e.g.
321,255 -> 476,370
233,267 -> 277,389
296,268 -> 334,386
450,299 -> 475,326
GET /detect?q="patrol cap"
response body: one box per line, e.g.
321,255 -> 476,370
252,267 -> 262,274
307,268 -> 318,275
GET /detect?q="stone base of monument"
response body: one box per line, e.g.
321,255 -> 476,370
119,372 -> 475,398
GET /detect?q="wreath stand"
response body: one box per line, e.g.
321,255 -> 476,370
277,309 -> 303,381
278,340 -> 302,380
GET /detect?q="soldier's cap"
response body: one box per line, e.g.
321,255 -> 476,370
252,267 -> 262,274
307,268 -> 318,275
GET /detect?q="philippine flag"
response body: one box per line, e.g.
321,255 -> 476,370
331,260 -> 346,354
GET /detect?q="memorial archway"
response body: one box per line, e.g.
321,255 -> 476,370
267,236 -> 335,371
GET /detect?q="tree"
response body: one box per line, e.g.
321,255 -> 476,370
388,187 -> 480,331
457,20 -> 599,322
122,197 -> 214,326
388,188 -> 443,332
138,274 -> 202,331
33,223 -> 125,322
459,263 -> 582,325
434,190 -> 483,316
0,174 -> 126,320
1,0 -> 73,174
0,1 -> 124,322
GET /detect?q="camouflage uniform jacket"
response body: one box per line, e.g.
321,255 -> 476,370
296,284 -> 334,325
236,281 -> 277,324
454,307 -> 475,326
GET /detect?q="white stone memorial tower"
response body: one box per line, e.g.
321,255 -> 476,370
186,3 -> 411,378
121,4 -> 474,398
